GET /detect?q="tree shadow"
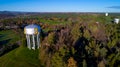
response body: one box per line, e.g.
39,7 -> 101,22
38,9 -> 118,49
73,36 -> 97,67
0,34 -> 6,39
0,39 -> 19,56
0,39 -> 11,46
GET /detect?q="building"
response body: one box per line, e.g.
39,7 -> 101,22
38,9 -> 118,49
114,18 -> 119,24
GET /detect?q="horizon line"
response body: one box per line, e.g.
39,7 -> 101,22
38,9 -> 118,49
0,10 -> 120,13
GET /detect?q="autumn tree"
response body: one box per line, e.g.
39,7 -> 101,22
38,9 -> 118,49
67,57 -> 77,67
51,45 -> 70,67
47,32 -> 56,46
71,23 -> 82,44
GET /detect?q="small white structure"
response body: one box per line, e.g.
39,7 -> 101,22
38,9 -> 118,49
105,13 -> 108,16
96,22 -> 99,24
24,24 -> 41,50
114,18 -> 119,24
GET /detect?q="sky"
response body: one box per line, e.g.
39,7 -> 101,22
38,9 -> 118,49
0,0 -> 120,12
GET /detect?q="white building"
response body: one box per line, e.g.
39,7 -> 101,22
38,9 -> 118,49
114,18 -> 119,24
24,24 -> 41,50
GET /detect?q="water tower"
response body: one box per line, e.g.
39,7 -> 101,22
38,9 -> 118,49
24,24 -> 41,50
105,13 -> 108,16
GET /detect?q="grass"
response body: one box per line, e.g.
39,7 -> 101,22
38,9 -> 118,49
0,30 -> 20,45
0,30 -> 43,67
0,46 -> 41,67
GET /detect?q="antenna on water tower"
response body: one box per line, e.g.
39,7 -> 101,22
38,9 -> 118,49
24,24 -> 41,50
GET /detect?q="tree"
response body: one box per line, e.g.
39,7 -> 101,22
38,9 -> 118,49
67,57 -> 77,67
84,29 -> 91,40
47,32 -> 56,46
82,59 -> 87,67
71,23 -> 82,43
98,60 -> 105,67
51,52 -> 66,67
51,45 -> 68,67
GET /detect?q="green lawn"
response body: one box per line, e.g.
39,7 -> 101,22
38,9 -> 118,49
0,46 -> 41,67
0,30 -> 43,67
0,30 -> 20,45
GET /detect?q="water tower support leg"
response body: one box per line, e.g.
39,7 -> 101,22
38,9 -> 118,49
32,35 -> 35,50
26,35 -> 29,48
37,33 -> 40,49
28,35 -> 31,49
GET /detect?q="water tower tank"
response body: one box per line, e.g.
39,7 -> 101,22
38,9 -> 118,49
24,24 -> 41,35
24,24 -> 41,50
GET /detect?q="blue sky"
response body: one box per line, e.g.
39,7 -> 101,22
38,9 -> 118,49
0,0 -> 120,12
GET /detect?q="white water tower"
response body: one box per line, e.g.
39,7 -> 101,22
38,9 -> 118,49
105,13 -> 108,16
114,18 -> 119,24
24,24 -> 41,50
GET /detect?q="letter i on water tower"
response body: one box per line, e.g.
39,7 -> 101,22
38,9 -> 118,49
24,24 -> 41,50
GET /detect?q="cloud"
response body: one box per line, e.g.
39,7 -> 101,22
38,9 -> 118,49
107,6 -> 120,9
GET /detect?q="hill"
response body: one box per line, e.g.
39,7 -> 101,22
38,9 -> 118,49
0,46 -> 42,67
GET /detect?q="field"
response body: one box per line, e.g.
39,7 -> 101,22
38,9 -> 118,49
0,46 -> 41,67
0,30 -> 21,55
0,12 -> 120,67
0,30 -> 42,67
0,30 -> 20,45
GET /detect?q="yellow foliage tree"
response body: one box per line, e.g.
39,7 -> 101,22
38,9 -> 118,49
67,57 -> 77,67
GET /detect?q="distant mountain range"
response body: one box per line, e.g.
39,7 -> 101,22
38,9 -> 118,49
0,11 -> 35,19
0,11 -> 120,19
